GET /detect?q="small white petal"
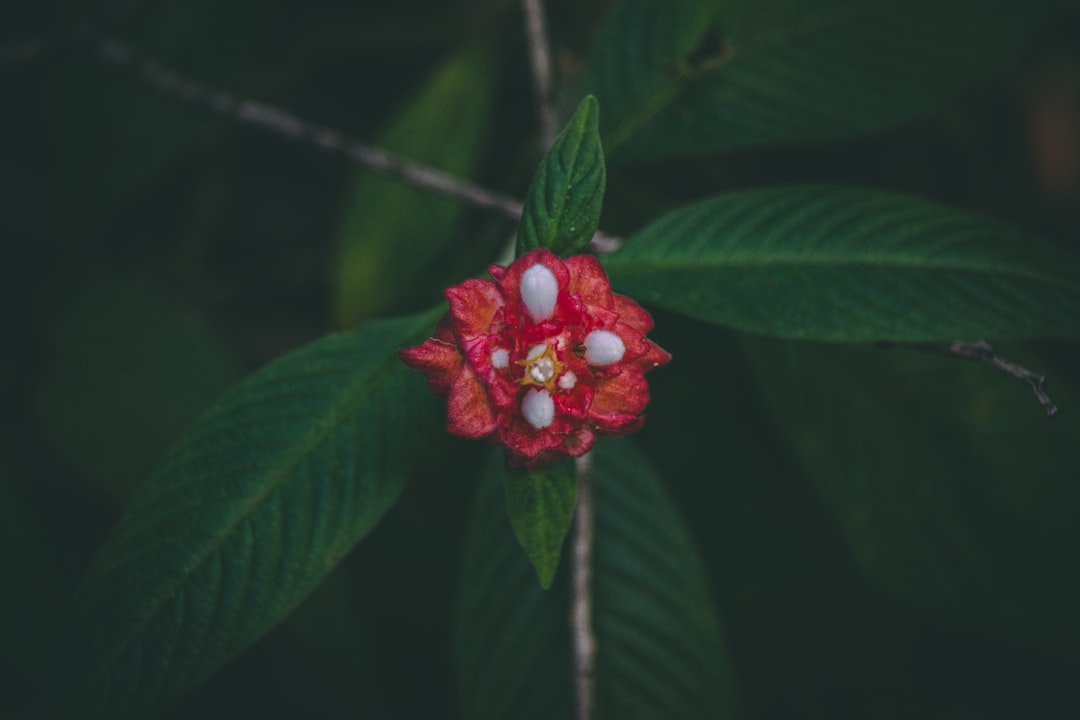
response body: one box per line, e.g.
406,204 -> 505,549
521,388 -> 555,429
584,330 -> 625,366
491,348 -> 509,369
558,371 -> 577,391
527,343 -> 548,360
520,263 -> 559,322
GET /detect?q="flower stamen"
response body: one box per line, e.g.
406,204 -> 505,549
517,343 -> 563,392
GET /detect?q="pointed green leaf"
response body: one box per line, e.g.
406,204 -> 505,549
504,456 -> 577,589
48,310 -> 441,719
583,0 -> 1060,161
333,42 -> 498,327
745,337 -> 1080,647
603,185 -> 1080,341
458,440 -> 735,719
457,452 -> 575,720
517,95 -> 606,257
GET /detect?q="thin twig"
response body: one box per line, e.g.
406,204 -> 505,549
588,231 -> 623,254
22,30 -> 623,253
889,340 -> 1059,416
91,35 -> 526,221
526,3 -> 600,712
522,0 -> 559,150
519,0 -> 623,255
572,452 -> 597,720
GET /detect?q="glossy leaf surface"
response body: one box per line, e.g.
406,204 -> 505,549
604,185 -> 1080,341
457,440 -> 735,719
517,95 -> 606,257
583,0 -> 1060,161
504,456 -> 578,589
50,311 -> 441,719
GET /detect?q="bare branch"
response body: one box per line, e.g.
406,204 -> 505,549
890,340 -> 1059,416
91,35 -> 526,221
572,452 -> 597,720
945,340 -> 1058,416
15,29 -> 624,254
588,231 -> 623,254
522,0 -> 559,150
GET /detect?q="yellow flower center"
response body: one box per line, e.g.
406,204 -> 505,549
517,343 -> 563,392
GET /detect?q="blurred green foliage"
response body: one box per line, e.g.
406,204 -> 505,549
3,0 -> 1079,718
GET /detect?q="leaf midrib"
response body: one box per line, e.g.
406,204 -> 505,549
606,253 -> 1080,293
80,317 -> 431,699
605,0 -> 935,152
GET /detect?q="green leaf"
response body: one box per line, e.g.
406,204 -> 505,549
457,440 -> 735,719
35,274 -> 243,502
49,310 -> 441,719
582,0 -> 1060,161
457,451 -> 574,720
333,42 -> 498,328
603,185 -> 1080,342
744,337 -> 1080,647
504,456 -> 577,589
517,95 -> 606,257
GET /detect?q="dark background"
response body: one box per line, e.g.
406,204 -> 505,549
3,1 -> 1079,717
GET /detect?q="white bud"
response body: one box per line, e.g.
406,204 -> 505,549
491,348 -> 509,369
558,371 -> 577,391
521,388 -> 555,429
584,330 -> 625,365
520,263 -> 559,322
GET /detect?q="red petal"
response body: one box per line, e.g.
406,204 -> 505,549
399,336 -> 462,395
563,425 -> 596,457
511,427 -> 594,470
611,322 -> 653,365
588,365 -> 650,434
565,255 -> 614,311
552,363 -> 594,422
447,365 -> 497,438
433,312 -> 457,342
613,294 -> 654,333
498,412 -> 564,459
635,341 -> 672,373
445,278 -> 504,341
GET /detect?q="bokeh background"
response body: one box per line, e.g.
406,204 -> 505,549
3,0 -> 1080,717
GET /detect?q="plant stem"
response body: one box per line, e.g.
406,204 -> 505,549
8,25 -> 624,253
888,340 -> 1059,416
91,36 -> 528,222
522,0 -> 559,150
523,4 -> 599,715
572,452 -> 597,720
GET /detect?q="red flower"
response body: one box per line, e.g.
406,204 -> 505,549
400,248 -> 670,469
